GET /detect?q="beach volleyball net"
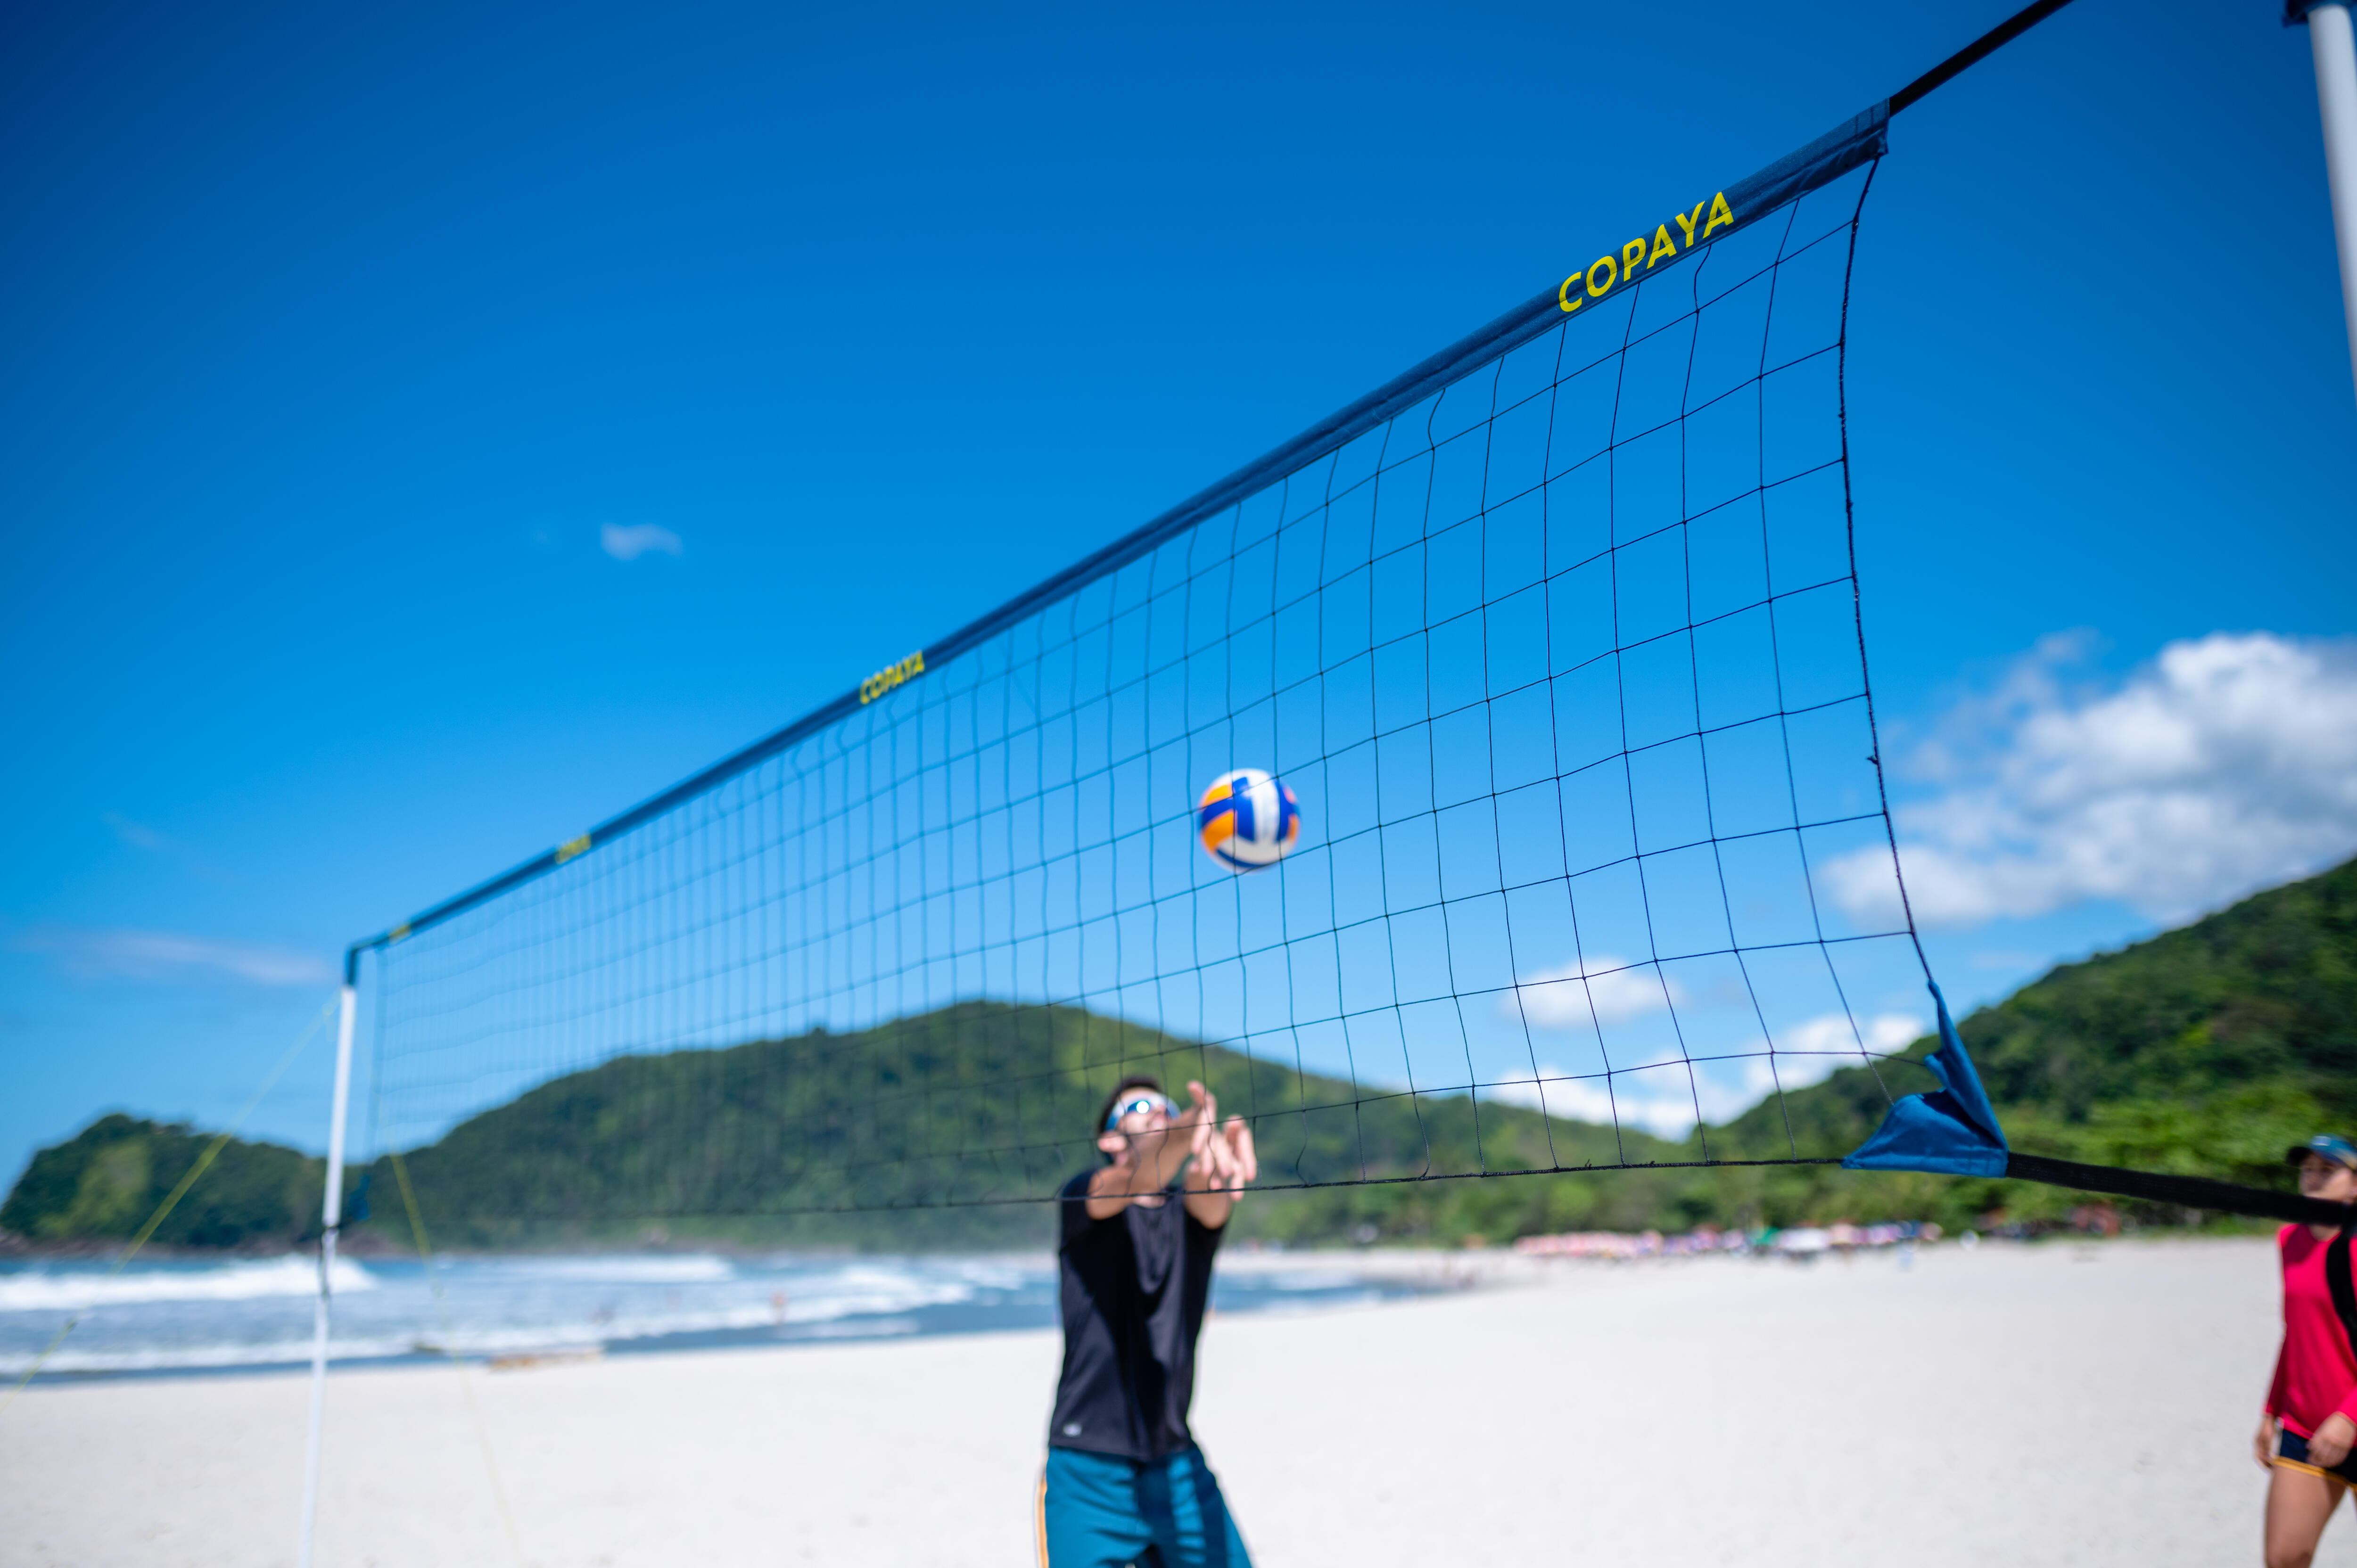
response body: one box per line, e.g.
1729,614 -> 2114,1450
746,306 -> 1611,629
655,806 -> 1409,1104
358,115 -> 1936,1225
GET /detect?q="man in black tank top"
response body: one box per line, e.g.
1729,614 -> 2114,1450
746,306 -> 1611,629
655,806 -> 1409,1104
1038,1075 -> 1258,1568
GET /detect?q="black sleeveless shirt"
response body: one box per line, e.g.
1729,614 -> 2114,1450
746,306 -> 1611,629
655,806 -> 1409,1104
1047,1169 -> 1224,1461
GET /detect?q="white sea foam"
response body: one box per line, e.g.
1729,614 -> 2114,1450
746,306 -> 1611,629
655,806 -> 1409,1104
0,1250 -> 1379,1380
791,1317 -> 920,1339
784,1264 -> 980,1323
0,1257 -> 376,1312
0,1333 -> 422,1377
1237,1288 -> 1384,1315
1251,1270 -> 1360,1292
464,1255 -> 736,1284
358,1274 -> 971,1358
419,1305 -> 783,1355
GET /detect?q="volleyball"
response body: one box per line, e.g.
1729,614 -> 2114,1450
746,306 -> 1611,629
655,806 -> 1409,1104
1196,768 -> 1301,871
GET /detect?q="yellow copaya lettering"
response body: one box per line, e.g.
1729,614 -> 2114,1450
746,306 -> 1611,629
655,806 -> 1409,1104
1648,224 -> 1676,267
1621,237 -> 1648,276
1586,255 -> 1617,297
1559,272 -> 1585,312
1702,191 -> 1735,237
1674,201 -> 1705,246
860,650 -> 926,704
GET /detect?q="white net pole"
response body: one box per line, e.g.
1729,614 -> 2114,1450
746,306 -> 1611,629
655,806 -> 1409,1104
296,980 -> 358,1568
2308,2 -> 2357,407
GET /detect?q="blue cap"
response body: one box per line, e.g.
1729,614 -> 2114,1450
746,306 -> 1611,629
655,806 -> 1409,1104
2287,1134 -> 2357,1170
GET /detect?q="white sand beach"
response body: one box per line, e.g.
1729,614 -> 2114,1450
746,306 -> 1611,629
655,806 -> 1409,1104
2,1236 -> 2343,1568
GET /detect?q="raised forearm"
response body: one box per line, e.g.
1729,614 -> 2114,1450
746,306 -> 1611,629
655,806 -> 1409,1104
1084,1138 -> 1194,1218
1182,1184 -> 1235,1228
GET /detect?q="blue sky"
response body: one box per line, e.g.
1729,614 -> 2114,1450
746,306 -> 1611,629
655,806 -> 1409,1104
4,0 -> 2354,1187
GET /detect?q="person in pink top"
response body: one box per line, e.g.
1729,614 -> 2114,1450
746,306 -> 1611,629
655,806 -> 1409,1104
2256,1134 -> 2357,1568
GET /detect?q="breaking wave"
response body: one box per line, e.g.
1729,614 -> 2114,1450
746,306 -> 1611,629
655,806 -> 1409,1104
0,1257 -> 376,1312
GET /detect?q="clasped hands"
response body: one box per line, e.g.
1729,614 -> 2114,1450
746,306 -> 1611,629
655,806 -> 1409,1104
1174,1081 -> 1257,1194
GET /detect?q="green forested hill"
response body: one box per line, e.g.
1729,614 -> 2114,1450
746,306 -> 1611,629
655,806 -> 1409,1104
355,1002 -> 1697,1251
10,859 -> 2353,1249
0,1113 -> 322,1249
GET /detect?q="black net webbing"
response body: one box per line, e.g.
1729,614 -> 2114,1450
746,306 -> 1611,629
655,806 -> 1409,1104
364,159 -> 1931,1224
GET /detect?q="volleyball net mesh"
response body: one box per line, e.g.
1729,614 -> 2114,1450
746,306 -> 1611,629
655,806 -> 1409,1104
362,144 -> 1934,1227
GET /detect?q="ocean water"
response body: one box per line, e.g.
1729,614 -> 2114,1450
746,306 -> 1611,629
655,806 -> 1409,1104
0,1250 -> 1410,1381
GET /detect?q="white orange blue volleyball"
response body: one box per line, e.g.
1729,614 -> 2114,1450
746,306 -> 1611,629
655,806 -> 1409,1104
1196,769 -> 1301,871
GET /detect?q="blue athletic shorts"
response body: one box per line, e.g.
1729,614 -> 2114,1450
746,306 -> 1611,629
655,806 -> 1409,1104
1037,1444 -> 1253,1568
2278,1426 -> 2357,1486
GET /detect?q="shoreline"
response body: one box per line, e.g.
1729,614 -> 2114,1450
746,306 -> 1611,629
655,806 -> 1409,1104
5,1233 -> 2203,1388
3,1245 -> 1455,1389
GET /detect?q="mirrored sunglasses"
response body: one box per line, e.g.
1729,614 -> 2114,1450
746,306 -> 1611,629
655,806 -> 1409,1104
1105,1093 -> 1175,1130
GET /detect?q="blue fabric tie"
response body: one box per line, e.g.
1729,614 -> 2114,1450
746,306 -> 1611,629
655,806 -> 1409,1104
1842,982 -> 2010,1177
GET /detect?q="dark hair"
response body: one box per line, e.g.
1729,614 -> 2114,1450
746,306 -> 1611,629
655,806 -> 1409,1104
1095,1075 -> 1163,1139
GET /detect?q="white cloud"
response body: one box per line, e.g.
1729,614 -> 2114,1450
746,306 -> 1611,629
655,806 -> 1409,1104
601,523 -> 684,561
1503,954 -> 1683,1029
1827,632 -> 2357,929
98,811 -> 233,884
1503,1073 -> 1696,1139
1494,1011 -> 1922,1139
16,927 -> 334,987
1774,1010 -> 1924,1067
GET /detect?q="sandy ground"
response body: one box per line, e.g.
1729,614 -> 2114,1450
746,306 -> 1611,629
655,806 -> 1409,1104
3,1236 -> 2347,1568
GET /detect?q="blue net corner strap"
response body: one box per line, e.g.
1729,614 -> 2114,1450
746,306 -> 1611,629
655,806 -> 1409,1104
1843,981 -> 2008,1178
1844,986 -> 2356,1227
1843,1096 -> 2008,1179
